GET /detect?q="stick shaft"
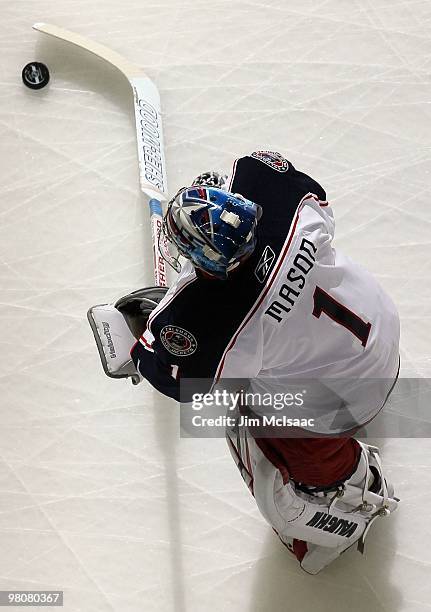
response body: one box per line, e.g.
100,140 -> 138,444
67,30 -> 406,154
149,200 -> 168,287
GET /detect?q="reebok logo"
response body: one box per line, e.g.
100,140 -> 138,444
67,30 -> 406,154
255,245 -> 275,283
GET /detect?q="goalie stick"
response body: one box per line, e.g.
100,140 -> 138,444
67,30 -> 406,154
31,27 -> 186,602
32,22 -> 170,287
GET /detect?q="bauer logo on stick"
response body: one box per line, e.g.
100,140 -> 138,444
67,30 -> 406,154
251,150 -> 289,172
160,326 -> 197,356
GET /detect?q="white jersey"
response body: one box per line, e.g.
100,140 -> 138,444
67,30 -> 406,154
132,151 -> 400,431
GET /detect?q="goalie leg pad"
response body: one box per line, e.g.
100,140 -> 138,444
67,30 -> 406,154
253,449 -> 370,550
227,424 -> 398,574
293,442 -> 399,574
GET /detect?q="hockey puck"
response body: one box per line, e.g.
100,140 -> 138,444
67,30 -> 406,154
22,62 -> 50,90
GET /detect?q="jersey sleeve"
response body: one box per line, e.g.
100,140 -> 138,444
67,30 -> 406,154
131,339 -> 180,399
130,262 -> 262,401
130,269 -> 196,401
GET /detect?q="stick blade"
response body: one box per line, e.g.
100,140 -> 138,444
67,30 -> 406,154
32,22 -> 142,79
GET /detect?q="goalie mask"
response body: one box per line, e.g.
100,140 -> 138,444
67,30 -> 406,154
161,186 -> 261,280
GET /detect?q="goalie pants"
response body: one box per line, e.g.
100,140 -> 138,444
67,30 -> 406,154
226,420 -> 361,492
229,363 -> 400,489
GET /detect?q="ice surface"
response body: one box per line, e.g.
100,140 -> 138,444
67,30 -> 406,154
1,1 -> 431,610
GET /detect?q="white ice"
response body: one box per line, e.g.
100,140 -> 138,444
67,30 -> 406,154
1,1 -> 431,611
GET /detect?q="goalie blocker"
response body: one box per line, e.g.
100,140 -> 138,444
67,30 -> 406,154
87,287 -> 168,385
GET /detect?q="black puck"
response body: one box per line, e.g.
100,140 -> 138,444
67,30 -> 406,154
22,62 -> 50,90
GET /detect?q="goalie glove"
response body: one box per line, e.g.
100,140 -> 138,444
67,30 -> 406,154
115,286 -> 168,339
87,286 -> 168,385
192,171 -> 228,190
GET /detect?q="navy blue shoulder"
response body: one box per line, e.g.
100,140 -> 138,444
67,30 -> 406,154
230,152 -> 326,209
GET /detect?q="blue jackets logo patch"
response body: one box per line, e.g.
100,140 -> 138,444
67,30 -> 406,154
251,151 -> 289,173
160,326 -> 197,356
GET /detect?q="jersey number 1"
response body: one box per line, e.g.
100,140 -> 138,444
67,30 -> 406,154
312,287 -> 371,347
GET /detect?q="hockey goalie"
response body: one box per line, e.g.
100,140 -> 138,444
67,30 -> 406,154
88,151 -> 400,574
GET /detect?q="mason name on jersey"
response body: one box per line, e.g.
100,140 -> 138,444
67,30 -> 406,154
265,237 -> 317,323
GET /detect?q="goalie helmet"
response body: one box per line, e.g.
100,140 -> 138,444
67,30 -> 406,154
161,186 -> 261,280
